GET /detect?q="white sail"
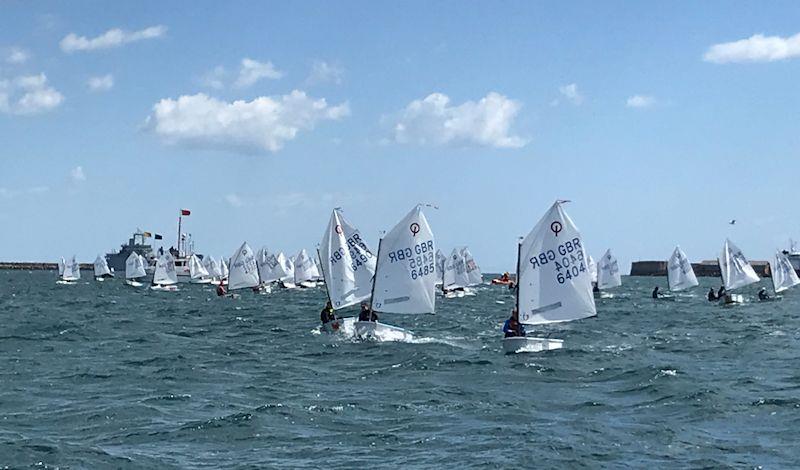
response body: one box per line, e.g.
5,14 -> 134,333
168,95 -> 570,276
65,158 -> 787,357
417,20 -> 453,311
228,241 -> 260,290
667,246 -> 698,291
219,257 -> 229,279
443,247 -> 470,289
587,255 -> 597,284
435,249 -> 446,286
371,205 -> 436,314
93,255 -> 112,277
319,208 -> 377,309
203,255 -> 220,277
126,252 -> 146,279
517,201 -> 596,325
63,255 -> 81,281
276,252 -> 294,281
461,247 -> 482,286
188,254 -> 209,280
719,238 -> 759,290
58,257 -> 66,277
772,250 -> 800,293
293,249 -> 318,284
153,252 -> 178,285
597,249 -> 622,289
258,250 -> 282,283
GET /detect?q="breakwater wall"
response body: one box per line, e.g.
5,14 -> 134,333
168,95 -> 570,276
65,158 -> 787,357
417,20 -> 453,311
630,260 -> 773,277
0,262 -> 93,271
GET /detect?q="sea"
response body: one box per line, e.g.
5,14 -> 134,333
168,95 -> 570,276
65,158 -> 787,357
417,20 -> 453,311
1,271 -> 799,469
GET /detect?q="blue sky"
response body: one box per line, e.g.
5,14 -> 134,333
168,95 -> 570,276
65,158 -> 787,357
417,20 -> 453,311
2,1 -> 800,271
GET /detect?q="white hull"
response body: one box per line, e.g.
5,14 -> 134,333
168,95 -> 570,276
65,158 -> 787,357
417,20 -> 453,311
354,321 -> 414,342
190,278 -> 214,284
502,336 -> 564,354
298,280 -> 317,289
125,279 -> 144,287
280,281 -> 297,289
56,279 -> 77,285
719,293 -> 744,306
255,284 -> 272,294
150,284 -> 179,292
322,316 -> 357,335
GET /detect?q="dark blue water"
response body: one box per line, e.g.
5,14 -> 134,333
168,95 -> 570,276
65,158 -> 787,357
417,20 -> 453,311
1,271 -> 799,468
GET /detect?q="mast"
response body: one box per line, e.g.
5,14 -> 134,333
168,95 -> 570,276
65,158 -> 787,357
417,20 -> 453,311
177,214 -> 182,257
368,237 -> 384,314
317,247 -> 333,308
515,236 -> 522,313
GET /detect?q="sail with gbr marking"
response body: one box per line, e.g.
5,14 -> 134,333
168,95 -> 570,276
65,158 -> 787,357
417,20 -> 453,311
719,238 -> 759,291
517,201 -> 596,325
319,208 -> 377,309
228,242 -> 260,290
371,205 -> 436,314
667,246 -> 699,292
597,249 -> 621,290
772,250 -> 800,293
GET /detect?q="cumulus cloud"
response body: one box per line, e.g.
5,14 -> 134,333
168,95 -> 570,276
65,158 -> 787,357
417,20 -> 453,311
0,73 -> 64,115
60,25 -> 167,53
147,90 -> 350,153
234,58 -> 283,88
224,193 -> 244,207
87,74 -> 114,92
558,83 -> 583,105
626,95 -> 656,108
704,32 -> 800,63
306,60 -> 344,85
391,92 -> 526,148
5,47 -> 29,64
70,166 -> 86,182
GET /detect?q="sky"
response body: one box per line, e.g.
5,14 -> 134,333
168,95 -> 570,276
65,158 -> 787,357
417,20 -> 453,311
2,1 -> 800,272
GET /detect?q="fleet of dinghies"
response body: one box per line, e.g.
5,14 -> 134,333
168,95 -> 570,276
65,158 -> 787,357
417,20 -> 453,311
54,200 -> 800,354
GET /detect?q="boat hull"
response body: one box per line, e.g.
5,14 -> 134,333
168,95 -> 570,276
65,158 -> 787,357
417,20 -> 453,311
125,279 -> 144,287
150,284 -> 179,292
354,321 -> 414,342
502,336 -> 564,354
322,316 -> 357,335
719,293 -> 744,306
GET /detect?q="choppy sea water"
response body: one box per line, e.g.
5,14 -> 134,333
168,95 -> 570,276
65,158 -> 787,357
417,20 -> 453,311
1,271 -> 799,468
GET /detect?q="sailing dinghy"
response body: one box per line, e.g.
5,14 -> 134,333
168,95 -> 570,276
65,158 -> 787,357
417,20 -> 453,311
276,252 -> 296,288
227,242 -> 261,296
293,249 -> 320,288
667,246 -> 698,293
188,254 -> 212,284
356,205 -> 436,342
93,255 -> 113,281
772,250 -> 800,294
503,200 -> 596,354
318,208 -> 377,334
150,252 -> 179,291
57,255 -> 80,284
442,247 -> 471,298
462,246 -> 482,290
718,238 -> 759,305
596,249 -> 621,297
125,252 -> 147,287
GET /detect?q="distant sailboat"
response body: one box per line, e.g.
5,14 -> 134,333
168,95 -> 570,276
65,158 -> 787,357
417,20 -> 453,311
587,255 -> 597,286
57,255 -> 80,284
276,252 -> 296,288
253,248 -> 274,293
150,252 -> 179,291
443,247 -> 471,297
718,238 -> 759,305
219,257 -> 230,283
461,247 -> 483,287
667,246 -> 698,292
188,254 -> 212,284
93,255 -> 113,281
596,249 -> 622,293
772,250 -> 800,294
293,249 -> 319,288
125,252 -> 147,287
435,249 -> 446,287
504,200 -> 596,354
356,205 -> 436,342
318,208 -> 377,333
202,255 -> 222,285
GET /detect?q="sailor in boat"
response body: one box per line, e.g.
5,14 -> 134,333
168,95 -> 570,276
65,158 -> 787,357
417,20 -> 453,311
707,288 -> 717,301
592,282 -> 600,294
320,300 -> 337,325
502,309 -> 526,338
358,302 -> 378,322
216,283 -> 227,297
717,286 -> 726,299
652,286 -> 661,299
758,287 -> 771,301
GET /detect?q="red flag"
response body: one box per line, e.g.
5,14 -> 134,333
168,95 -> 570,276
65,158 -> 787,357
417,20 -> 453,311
181,209 -> 191,216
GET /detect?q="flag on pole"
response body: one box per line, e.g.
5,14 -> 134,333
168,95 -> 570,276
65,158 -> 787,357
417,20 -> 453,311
154,234 -> 163,240
143,231 -> 152,238
181,209 -> 191,216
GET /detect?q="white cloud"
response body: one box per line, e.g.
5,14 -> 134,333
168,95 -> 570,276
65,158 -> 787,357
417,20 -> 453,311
147,90 -> 350,153
70,166 -> 86,182
234,58 -> 283,88
626,95 -> 656,108
224,193 -> 244,207
6,47 -> 29,64
306,60 -> 344,85
558,83 -> 583,105
0,186 -> 49,199
60,25 -> 167,53
87,74 -> 114,92
200,66 -> 227,90
704,32 -> 800,64
0,73 -> 64,115
391,92 -> 526,148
